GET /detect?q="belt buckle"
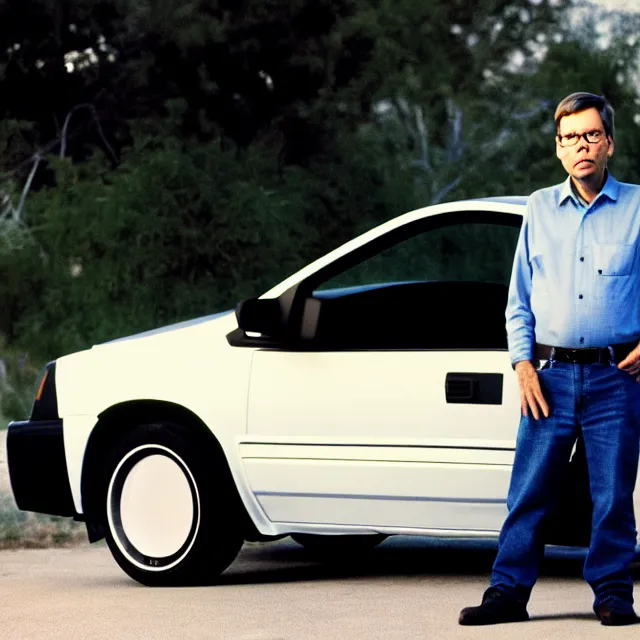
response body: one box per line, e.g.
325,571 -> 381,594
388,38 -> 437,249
565,348 -> 580,363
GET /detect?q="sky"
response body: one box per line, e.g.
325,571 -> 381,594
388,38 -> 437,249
592,0 -> 640,11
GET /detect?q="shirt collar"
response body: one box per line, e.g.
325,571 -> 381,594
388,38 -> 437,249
558,170 -> 620,207
570,178 -> 589,207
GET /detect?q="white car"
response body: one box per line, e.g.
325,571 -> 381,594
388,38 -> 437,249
8,196 -> 636,586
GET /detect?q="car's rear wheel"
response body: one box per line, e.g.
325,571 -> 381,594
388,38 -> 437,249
291,533 -> 388,554
100,422 -> 244,586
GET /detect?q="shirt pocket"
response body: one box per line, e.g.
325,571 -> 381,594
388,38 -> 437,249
594,243 -> 636,276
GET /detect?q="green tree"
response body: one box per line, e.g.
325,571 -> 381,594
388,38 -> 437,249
2,0 -> 640,364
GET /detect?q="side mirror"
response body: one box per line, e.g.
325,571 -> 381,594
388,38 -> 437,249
235,298 -> 284,337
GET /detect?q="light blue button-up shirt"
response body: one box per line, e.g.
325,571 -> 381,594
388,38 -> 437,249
506,172 -> 640,365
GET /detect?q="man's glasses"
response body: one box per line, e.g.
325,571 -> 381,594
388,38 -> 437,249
556,130 -> 606,147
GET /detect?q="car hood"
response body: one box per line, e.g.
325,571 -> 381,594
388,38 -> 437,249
100,309 -> 235,346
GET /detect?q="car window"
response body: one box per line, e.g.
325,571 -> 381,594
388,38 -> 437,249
314,222 -> 519,292
299,218 -> 520,350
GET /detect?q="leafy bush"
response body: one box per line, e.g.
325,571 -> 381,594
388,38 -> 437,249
0,346 -> 41,425
9,136 -> 324,357
4,121 -> 432,359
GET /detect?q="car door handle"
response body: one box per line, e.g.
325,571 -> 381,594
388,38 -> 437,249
445,376 -> 475,401
445,373 -> 503,405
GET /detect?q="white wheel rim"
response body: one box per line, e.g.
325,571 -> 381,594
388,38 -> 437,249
107,445 -> 200,571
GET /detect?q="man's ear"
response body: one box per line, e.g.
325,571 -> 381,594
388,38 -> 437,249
607,136 -> 615,158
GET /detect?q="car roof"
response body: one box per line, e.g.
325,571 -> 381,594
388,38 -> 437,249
472,195 -> 529,206
263,196 -> 527,298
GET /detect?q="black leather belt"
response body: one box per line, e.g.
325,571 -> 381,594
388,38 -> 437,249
534,341 -> 638,364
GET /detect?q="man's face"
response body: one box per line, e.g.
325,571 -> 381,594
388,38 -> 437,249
556,107 -> 614,182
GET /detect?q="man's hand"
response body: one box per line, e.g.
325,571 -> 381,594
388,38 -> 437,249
617,342 -> 640,380
515,360 -> 550,420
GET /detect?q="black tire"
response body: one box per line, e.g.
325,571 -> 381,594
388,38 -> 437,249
99,422 -> 244,586
290,533 -> 388,554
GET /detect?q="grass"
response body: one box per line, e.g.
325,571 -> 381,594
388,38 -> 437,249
0,492 -> 87,549
0,406 -> 12,430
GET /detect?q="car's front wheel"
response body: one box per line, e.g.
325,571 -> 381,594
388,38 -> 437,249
100,422 -> 244,586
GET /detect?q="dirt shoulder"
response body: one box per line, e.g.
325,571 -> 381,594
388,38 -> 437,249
0,429 -> 8,493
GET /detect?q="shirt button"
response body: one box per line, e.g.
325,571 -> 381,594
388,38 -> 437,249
580,257 -> 584,262
578,294 -> 584,299
598,269 -> 602,274
580,337 -> 585,343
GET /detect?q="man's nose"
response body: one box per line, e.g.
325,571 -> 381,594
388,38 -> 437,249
576,136 -> 589,152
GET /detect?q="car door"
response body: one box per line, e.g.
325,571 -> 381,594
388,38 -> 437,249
241,204 -> 524,534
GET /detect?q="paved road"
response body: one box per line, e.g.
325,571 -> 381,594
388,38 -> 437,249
2,431 -> 639,637
2,536 -> 639,640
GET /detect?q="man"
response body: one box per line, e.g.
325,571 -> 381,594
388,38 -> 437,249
459,92 -> 640,627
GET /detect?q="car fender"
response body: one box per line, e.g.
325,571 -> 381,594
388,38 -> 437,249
54,312 -> 280,535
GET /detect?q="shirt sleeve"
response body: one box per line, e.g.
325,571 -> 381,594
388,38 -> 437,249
506,200 -> 536,366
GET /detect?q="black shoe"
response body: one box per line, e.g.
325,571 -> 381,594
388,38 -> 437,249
459,587 -> 529,626
595,599 -> 639,626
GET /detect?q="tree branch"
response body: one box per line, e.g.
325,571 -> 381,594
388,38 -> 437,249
431,176 -> 462,205
60,103 -> 118,165
15,153 -> 43,222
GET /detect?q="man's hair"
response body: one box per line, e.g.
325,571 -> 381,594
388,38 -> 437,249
554,92 -> 615,139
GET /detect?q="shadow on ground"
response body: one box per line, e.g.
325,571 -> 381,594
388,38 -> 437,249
212,536 -> 640,587
527,612 -> 598,622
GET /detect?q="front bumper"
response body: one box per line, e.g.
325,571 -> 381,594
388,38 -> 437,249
7,420 -> 77,517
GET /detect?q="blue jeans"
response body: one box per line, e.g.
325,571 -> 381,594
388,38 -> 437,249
490,360 -> 640,608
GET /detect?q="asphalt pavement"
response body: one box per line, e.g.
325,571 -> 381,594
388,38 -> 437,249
2,536 -> 639,640
3,429 -> 640,637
